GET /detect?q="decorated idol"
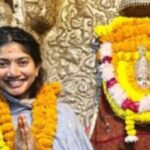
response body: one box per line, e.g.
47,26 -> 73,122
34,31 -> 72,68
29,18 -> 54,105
91,0 -> 150,150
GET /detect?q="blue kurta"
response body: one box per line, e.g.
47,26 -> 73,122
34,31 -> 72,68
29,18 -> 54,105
3,92 -> 93,150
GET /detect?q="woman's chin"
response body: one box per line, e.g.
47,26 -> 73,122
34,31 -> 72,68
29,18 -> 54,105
6,89 -> 28,99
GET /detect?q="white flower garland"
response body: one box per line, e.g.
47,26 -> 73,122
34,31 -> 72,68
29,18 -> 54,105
99,42 -> 150,113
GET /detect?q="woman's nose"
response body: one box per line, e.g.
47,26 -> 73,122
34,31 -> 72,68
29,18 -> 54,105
7,63 -> 21,77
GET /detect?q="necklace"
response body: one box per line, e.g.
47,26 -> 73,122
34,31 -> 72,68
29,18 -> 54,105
0,81 -> 61,150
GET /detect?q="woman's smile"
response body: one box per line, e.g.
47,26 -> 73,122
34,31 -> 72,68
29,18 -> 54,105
5,79 -> 26,88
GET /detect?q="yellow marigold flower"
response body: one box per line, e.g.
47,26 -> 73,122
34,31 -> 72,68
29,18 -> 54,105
49,81 -> 62,94
0,115 -> 11,124
127,129 -> 136,136
125,120 -> 134,125
2,123 -> 13,132
125,124 -> 134,131
94,25 -> 111,37
0,141 -> 5,147
134,52 -> 139,60
39,139 -> 51,146
125,52 -> 132,61
4,132 -> 14,141
0,128 -> 9,150
126,109 -> 133,115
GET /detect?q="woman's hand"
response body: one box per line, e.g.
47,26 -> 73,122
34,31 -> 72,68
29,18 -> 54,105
14,114 -> 36,150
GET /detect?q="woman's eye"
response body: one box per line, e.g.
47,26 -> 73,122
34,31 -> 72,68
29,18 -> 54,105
0,61 -> 8,68
18,60 -> 28,66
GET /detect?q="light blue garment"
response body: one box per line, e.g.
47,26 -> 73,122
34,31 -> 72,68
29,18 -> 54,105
3,92 -> 93,150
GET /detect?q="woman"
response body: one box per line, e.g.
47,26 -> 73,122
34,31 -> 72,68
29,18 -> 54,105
0,26 -> 93,150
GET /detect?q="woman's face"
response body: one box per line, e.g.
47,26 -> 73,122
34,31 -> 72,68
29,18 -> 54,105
0,42 -> 40,99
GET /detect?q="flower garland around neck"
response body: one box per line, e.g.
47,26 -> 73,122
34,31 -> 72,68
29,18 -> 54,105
94,16 -> 150,143
0,127 -> 9,150
0,81 -> 62,150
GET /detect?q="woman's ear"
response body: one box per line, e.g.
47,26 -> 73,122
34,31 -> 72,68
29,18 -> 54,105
35,65 -> 41,77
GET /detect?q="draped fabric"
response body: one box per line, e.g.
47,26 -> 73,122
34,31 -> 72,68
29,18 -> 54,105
91,88 -> 150,150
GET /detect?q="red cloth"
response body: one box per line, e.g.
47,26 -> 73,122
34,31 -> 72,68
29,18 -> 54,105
91,89 -> 150,150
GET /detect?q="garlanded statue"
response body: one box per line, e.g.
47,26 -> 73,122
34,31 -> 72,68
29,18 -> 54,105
135,45 -> 150,88
91,0 -> 150,149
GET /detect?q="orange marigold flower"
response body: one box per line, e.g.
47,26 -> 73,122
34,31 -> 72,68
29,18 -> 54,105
49,81 -> 62,94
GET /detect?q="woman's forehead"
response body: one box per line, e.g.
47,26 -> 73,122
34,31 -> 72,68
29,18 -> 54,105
0,42 -> 27,54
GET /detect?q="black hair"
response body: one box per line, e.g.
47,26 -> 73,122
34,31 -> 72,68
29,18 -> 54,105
0,26 -> 46,97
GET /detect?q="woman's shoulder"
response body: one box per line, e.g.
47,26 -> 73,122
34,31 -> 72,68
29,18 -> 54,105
55,102 -> 78,137
54,102 -> 93,150
57,102 -> 76,120
57,102 -> 74,111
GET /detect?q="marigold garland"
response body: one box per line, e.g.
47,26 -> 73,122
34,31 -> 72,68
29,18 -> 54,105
97,41 -> 150,142
0,81 -> 61,149
103,80 -> 150,142
95,16 -> 150,53
0,127 -> 9,150
95,16 -> 150,40
117,61 -> 150,101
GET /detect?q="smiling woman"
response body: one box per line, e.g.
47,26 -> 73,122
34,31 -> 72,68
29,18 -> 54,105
0,27 -> 44,99
0,42 -> 40,99
0,26 -> 93,150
